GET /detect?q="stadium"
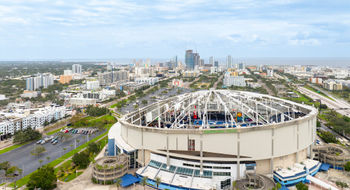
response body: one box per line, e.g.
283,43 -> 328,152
108,89 -> 319,189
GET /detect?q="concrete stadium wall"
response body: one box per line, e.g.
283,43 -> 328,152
118,109 -> 317,174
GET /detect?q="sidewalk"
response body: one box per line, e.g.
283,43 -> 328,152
0,139 -> 13,150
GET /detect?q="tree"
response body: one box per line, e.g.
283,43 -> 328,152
115,178 -> 122,190
271,183 -> 282,190
141,176 -> 148,190
13,128 -> 42,144
88,142 -> 100,154
155,177 -> 161,190
27,165 -> 57,190
85,105 -> 109,117
344,161 -> 350,172
57,132 -> 72,142
38,159 -> 43,167
295,182 -> 308,190
5,165 -> 22,189
31,145 -> 46,157
276,183 -> 282,189
0,161 -> 10,171
142,99 -> 148,105
72,152 -> 90,169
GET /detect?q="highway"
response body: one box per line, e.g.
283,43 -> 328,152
298,86 -> 350,117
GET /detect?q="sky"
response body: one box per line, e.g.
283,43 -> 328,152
0,0 -> 350,60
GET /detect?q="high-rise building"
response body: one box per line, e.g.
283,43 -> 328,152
199,59 -> 204,66
226,55 -> 232,68
185,50 -> 195,70
72,64 -> 82,74
174,56 -> 178,68
193,53 -> 200,67
98,70 -> 129,86
238,62 -> 245,70
26,77 -> 34,91
209,56 -> 214,66
214,61 -> 219,67
26,73 -> 54,91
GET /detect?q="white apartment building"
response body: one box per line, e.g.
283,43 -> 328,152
223,72 -> 246,87
323,79 -> 343,91
0,106 -> 67,137
135,77 -> 159,85
86,80 -> 100,90
69,89 -> 115,106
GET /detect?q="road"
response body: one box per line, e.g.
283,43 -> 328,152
310,84 -> 350,110
0,129 -> 105,184
259,79 -> 274,96
298,87 -> 350,117
213,74 -> 224,89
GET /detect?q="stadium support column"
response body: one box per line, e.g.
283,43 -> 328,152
142,128 -> 145,166
296,124 -> 300,163
309,119 -> 314,159
166,133 -> 170,167
200,134 -> 203,175
271,128 -> 275,174
236,132 -> 241,179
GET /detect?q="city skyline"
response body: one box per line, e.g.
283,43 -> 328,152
0,0 -> 350,59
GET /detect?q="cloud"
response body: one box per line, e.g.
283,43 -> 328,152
0,0 -> 349,58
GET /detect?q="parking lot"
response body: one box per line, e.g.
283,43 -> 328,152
0,127 -> 105,184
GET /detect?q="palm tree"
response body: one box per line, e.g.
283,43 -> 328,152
141,176 -> 148,190
115,178 -> 122,190
46,156 -> 50,162
155,177 -> 161,190
38,159 -> 43,167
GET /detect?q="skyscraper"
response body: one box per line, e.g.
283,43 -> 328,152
72,64 -> 82,74
214,61 -> 219,67
185,50 -> 195,70
226,55 -> 232,69
238,62 -> 245,70
209,56 -> 214,66
193,53 -> 200,67
199,59 -> 204,66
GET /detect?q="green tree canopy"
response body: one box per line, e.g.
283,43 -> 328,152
72,152 -> 90,169
296,182 -> 308,190
87,142 -> 100,154
13,128 -> 42,144
86,105 -> 109,117
31,145 -> 46,157
27,165 -> 57,190
344,161 -> 350,172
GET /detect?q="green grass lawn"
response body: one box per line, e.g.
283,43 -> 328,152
0,141 -> 30,155
11,124 -> 113,188
71,115 -> 116,128
63,171 -> 83,182
46,126 -> 66,136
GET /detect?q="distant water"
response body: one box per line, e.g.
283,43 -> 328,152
0,57 -> 350,67
231,57 -> 350,68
